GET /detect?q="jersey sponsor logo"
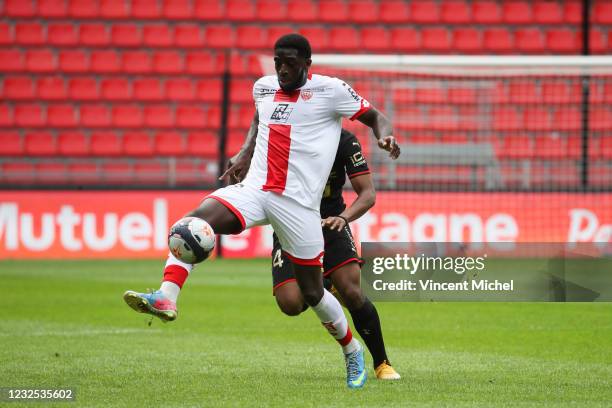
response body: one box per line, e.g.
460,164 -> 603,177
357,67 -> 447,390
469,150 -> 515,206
300,89 -> 313,101
342,82 -> 361,102
350,152 -> 367,167
270,103 -> 293,122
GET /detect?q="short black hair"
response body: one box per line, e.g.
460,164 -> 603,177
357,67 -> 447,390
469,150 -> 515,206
274,34 -> 312,59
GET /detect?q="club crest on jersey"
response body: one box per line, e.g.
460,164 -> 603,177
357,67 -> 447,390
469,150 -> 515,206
300,89 -> 313,101
270,103 -> 293,122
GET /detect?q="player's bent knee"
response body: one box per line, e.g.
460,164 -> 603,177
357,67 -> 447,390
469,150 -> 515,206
276,298 -> 305,316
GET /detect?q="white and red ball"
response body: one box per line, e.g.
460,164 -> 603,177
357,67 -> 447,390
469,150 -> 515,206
168,217 -> 215,264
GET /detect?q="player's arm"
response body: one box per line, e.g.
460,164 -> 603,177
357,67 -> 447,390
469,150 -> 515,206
322,173 -> 375,231
219,108 -> 258,183
357,107 -> 400,159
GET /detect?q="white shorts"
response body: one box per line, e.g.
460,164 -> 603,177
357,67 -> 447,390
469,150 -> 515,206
206,183 -> 324,265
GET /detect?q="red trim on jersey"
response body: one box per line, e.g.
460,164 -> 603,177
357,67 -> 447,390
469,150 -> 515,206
338,328 -> 353,346
283,250 -> 324,266
163,264 -> 189,288
263,124 -> 292,193
348,170 -> 371,179
350,100 -> 372,121
274,89 -> 300,102
205,195 -> 246,231
272,278 -> 297,293
323,257 -> 364,277
307,73 -> 312,80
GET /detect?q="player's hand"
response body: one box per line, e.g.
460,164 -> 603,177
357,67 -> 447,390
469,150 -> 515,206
378,136 -> 400,160
219,152 -> 250,184
321,216 -> 347,231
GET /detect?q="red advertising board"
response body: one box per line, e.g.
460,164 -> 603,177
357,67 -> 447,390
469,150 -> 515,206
0,191 -> 610,259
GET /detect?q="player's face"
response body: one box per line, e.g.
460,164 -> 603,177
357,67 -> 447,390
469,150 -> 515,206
274,48 -> 311,91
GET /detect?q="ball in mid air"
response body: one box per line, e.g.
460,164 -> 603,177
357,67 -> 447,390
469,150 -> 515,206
168,217 -> 215,264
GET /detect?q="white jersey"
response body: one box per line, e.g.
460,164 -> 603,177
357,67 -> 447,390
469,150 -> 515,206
243,73 -> 371,211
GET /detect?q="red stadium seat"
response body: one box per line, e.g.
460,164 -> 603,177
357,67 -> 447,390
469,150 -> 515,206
3,77 -> 35,99
421,28 -> 451,51
101,78 -> 131,100
163,0 -> 192,19
68,77 -> 98,100
0,132 -> 22,155
379,1 -> 409,23
453,28 -> 482,52
267,25 -> 295,48
553,107 -> 581,131
349,0 -> 379,23
185,51 -> 223,74
237,25 -> 267,49
176,105 -> 207,128
102,162 -> 134,184
153,51 -> 184,73
67,162 -> 100,185
113,105 -> 144,127
131,0 -> 163,18
79,24 -> 110,46
361,27 -> 391,52
566,136 -> 584,159
298,26 -> 329,50
25,50 -> 56,72
0,23 -> 11,45
37,76 -> 67,101
319,0 -> 348,23
448,87 -> 477,104
589,107 -> 611,130
502,135 -> 533,158
47,104 -> 77,127
38,0 -> 68,17
457,107 -> 480,130
122,51 -> 152,73
508,81 -> 539,103
541,81 -> 579,104
547,29 -> 580,53
133,78 -> 163,100
15,104 -> 44,127
5,0 -> 36,16
15,23 -> 45,44
59,50 -> 89,72
47,23 -> 79,46
524,107 -> 552,131
206,106 -> 221,128
514,28 -> 545,53
429,107 -> 458,130
287,0 -> 318,22
194,0 -> 225,19
534,136 -> 566,159
123,132 -> 153,156
0,104 -> 13,126
229,79 -> 253,103
144,105 -> 174,128
564,1 -> 581,24
155,132 -> 186,155
493,108 -> 523,130
187,131 -> 218,158
2,162 -> 36,184
594,2 -> 612,24
330,27 -> 360,51
590,29 -> 606,54
24,132 -> 56,155
58,132 -> 89,156
204,25 -> 235,48
143,25 -> 173,47
472,1 -> 501,23
227,131 -> 246,155
256,0 -> 287,21
0,50 -> 24,72
175,24 -> 204,47
410,1 -> 440,23
111,24 -> 141,46
226,0 -> 256,20
69,0 -> 99,17
166,79 -> 196,101
600,137 -> 612,159
101,0 -> 130,18
134,162 -> 168,184
90,50 -> 121,72
483,28 -> 513,52
80,104 -> 112,127
36,162 -> 67,185
415,87 -> 446,103
440,1 -> 470,23
196,78 -> 223,102
91,132 -> 122,156
503,1 -> 532,24
391,28 -> 420,51
533,1 -> 563,24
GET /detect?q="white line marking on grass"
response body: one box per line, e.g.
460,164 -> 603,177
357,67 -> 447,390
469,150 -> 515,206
0,328 -> 162,337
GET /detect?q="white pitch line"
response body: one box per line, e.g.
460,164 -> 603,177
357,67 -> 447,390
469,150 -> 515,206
0,328 -> 162,337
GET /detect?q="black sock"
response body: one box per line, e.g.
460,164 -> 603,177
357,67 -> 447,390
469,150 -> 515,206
349,298 -> 389,368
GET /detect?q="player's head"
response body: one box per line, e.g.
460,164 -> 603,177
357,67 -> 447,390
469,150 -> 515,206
274,34 -> 312,91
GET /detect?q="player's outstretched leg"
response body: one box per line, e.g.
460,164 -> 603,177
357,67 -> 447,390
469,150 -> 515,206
123,198 -> 242,322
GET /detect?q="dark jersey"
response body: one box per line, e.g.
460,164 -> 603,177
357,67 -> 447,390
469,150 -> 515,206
320,129 -> 370,218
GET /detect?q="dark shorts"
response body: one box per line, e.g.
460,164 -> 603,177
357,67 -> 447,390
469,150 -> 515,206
272,224 -> 364,292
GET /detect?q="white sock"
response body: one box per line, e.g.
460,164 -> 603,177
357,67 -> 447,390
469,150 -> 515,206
312,289 -> 360,354
160,281 -> 180,303
159,253 -> 193,303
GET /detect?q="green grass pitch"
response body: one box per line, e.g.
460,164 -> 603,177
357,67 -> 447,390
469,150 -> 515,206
1,259 -> 611,407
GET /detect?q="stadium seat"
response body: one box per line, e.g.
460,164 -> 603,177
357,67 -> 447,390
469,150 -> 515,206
187,131 -> 218,158
15,104 -> 44,127
319,0 -> 348,23
131,0 -> 163,18
166,78 -> 196,101
68,77 -> 98,100
79,24 -> 110,46
176,105 -> 207,128
448,87 -> 477,104
133,78 -> 163,100
509,81 -> 539,103
58,132 -> 89,156
533,1 -> 563,24
196,78 -> 223,102
37,77 -> 66,100
502,135 -> 533,158
594,2 -> 612,24
185,51 -> 223,74
67,162 -> 100,185
69,0 -> 100,17
524,107 -> 552,130
0,104 -> 13,126
5,0 -> 36,16
90,132 -> 122,155
589,161 -> 612,188
155,131 -> 186,155
0,50 -> 24,72
47,23 -> 79,46
206,106 -> 221,128
565,136 -> 584,159
102,162 -> 134,184
101,78 -> 131,100
361,27 -> 391,52
236,25 -> 267,49
421,28 -> 451,51
546,29 -> 580,53
175,24 -> 204,47
15,22 -> 45,45
379,1 -> 409,23
415,86 -> 446,103
472,1 -> 501,23
429,107 -> 458,130
349,0 -> 379,23
101,0 -> 130,18
59,50 -> 89,72
113,105 -> 143,127
0,23 -> 11,45
226,0 -> 256,20
287,0 -> 318,22
90,50 -> 121,73
229,79 -> 253,103
256,0 -> 287,21
134,162 -> 168,184
395,107 -> 427,130
453,28 -> 482,52
3,77 -> 35,99
390,28 -> 420,51
564,1 -> 581,24
589,107 -> 612,130
483,28 -> 513,52
47,104 -> 77,127
123,132 -> 153,156
122,51 -> 152,73
153,51 -> 184,73
266,25 -> 295,48
493,108 -> 523,130
590,29 -> 606,54
24,132 -> 56,155
111,24 -> 141,46
534,135 -> 567,159
36,162 -> 68,185
0,132 -> 22,155
193,0 -> 225,19
600,137 -> 612,159
514,28 -> 545,53
173,160 -> 203,185
440,1 -> 470,23
204,25 -> 235,48
38,0 -> 69,17
143,25 -> 173,47
410,1 -> 440,23
2,162 -> 36,184
330,27 -> 360,51
163,0 -> 193,19
552,106 -> 581,131
604,83 -> 612,103
227,131 -> 246,155
144,105 -> 174,127
541,80 -> 580,104
80,104 -> 112,127
298,26 -> 329,50
25,50 -> 56,72
503,1 -> 532,24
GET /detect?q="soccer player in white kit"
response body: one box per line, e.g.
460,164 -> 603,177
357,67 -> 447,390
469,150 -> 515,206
124,34 -> 400,389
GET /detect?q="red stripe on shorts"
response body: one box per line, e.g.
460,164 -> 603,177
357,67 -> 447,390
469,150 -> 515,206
205,195 -> 246,231
262,124 -> 291,193
283,250 -> 324,266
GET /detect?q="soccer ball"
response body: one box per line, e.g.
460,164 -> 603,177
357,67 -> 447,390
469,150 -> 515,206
168,217 -> 215,264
